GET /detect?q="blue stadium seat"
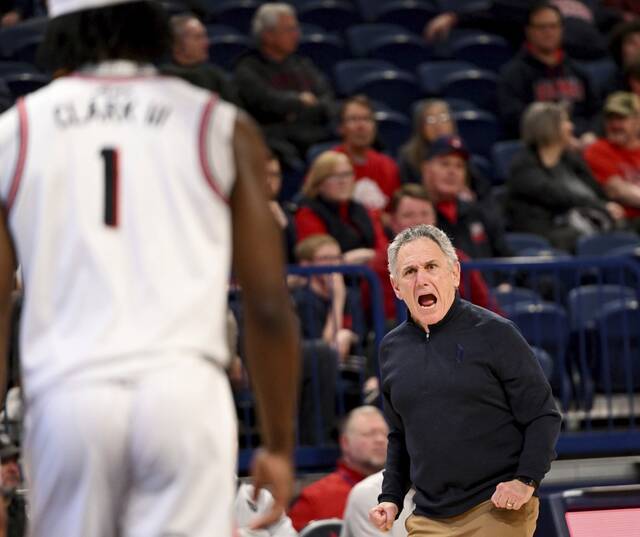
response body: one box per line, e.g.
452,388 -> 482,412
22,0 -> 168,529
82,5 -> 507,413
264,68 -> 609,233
443,97 -> 479,112
506,302 -> 571,408
450,33 -> 513,72
595,299 -> 640,392
208,34 -> 251,71
306,140 -> 340,164
440,68 -> 498,112
298,0 -> 362,32
493,286 -> 543,310
375,110 -> 411,156
492,139 -> 524,184
298,33 -> 348,78
0,62 -> 39,76
452,109 -> 500,158
504,232 -> 551,254
210,0 -> 259,34
299,518 -> 344,537
366,34 -> 434,72
469,154 -> 494,184
205,24 -> 240,38
6,35 -> 42,64
334,59 -> 396,96
369,0 -> 439,35
576,232 -> 640,257
350,69 -> 422,116
346,23 -> 407,57
417,60 -> 475,95
3,73 -> 50,99
568,284 -> 637,332
0,16 -> 47,60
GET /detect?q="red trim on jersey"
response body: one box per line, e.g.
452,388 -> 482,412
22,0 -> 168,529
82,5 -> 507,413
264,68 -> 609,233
198,95 -> 228,204
7,98 -> 28,213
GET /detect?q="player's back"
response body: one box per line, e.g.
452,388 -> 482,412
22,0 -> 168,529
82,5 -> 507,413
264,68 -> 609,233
0,64 -> 237,398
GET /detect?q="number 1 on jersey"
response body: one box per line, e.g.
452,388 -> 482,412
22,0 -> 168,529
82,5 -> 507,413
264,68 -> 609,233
101,148 -> 119,227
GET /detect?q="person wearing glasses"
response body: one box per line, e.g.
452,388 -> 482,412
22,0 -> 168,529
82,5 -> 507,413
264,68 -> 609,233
498,1 -> 599,140
398,99 -> 491,204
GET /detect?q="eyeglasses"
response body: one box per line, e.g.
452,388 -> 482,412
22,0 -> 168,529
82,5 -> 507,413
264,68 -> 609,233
425,113 -> 452,125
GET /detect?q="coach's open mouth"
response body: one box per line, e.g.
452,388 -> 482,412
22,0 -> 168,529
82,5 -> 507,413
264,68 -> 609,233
418,293 -> 436,308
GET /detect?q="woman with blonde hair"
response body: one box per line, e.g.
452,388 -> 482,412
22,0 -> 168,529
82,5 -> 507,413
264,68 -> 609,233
295,151 -> 387,264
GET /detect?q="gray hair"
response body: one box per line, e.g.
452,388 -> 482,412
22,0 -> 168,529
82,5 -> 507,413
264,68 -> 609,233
521,101 -> 568,147
388,224 -> 458,277
252,3 -> 296,39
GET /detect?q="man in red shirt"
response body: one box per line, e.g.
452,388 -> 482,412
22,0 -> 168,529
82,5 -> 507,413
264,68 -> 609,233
333,95 -> 400,210
584,91 -> 640,229
287,405 -> 388,531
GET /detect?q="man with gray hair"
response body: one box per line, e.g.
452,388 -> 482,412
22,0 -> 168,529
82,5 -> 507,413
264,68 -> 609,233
370,224 -> 561,536
234,2 -> 334,167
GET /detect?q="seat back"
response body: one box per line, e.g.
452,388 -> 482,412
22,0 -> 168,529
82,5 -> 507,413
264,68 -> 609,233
576,232 -> 640,257
452,109 -> 500,158
492,139 -> 523,184
299,518 -> 344,537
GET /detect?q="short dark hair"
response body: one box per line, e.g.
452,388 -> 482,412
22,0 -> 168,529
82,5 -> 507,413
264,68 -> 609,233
526,1 -> 562,26
610,19 -> 640,68
388,184 -> 431,215
339,94 -> 374,122
39,1 -> 171,74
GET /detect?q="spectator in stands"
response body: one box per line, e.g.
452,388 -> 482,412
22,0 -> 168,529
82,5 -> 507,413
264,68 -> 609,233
295,151 -> 387,265
161,14 -> 238,104
0,438 -> 25,537
507,102 -> 624,252
370,224 -> 561,536
332,95 -> 400,210
608,19 -> 640,93
421,136 -> 512,258
498,2 -> 600,139
293,235 -> 362,362
381,185 -> 502,317
235,3 -> 335,168
341,470 -> 413,537
1,0 -> 34,27
288,406 -> 388,531
603,1 -> 640,20
265,151 -> 297,263
624,61 -> 640,98
425,0 -> 612,60
584,91 -> 640,231
398,99 -> 492,203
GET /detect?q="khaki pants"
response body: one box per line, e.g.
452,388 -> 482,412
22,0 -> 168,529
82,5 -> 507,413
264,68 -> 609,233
406,497 -> 539,537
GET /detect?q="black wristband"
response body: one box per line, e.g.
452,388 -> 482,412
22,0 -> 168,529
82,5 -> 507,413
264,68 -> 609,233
515,476 -> 538,489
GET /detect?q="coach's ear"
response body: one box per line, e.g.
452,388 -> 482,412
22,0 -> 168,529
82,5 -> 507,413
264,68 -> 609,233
390,273 -> 403,300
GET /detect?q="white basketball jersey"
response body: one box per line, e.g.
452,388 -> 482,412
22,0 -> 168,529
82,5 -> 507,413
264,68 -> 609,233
0,62 -> 238,399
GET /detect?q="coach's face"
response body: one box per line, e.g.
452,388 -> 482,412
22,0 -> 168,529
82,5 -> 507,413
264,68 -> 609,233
391,237 -> 460,330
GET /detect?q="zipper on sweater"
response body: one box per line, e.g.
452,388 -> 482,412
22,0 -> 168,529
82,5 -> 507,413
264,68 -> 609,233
425,329 -> 430,341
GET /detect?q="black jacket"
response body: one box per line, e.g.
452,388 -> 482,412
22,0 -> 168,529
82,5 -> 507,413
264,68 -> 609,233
498,49 -> 599,138
378,296 -> 561,518
161,63 -> 239,105
506,146 -> 610,237
234,49 -> 334,151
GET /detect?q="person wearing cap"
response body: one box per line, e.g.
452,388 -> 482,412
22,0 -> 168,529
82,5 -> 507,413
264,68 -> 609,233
507,101 -> 625,252
0,1 -> 300,537
584,91 -> 640,230
421,135 -> 513,259
368,224 -> 561,536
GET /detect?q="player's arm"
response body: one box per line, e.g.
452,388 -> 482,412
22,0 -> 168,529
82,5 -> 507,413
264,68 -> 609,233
230,111 -> 300,529
0,207 -> 16,406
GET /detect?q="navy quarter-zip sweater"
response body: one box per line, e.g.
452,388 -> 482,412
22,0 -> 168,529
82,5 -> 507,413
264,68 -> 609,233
378,296 -> 561,518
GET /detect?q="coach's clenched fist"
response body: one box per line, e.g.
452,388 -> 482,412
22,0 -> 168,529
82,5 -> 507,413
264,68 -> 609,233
369,502 -> 399,532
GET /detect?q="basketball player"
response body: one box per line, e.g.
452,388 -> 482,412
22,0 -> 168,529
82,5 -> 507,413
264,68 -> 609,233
0,1 -> 299,536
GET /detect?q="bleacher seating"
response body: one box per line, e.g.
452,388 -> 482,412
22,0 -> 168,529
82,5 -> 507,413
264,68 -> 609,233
349,68 -> 421,116
576,232 -> 640,258
334,59 -> 396,96
450,33 -> 512,72
452,109 -> 500,159
297,0 -> 362,32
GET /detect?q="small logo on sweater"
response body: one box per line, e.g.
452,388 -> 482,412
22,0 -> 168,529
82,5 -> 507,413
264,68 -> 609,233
456,344 -> 464,364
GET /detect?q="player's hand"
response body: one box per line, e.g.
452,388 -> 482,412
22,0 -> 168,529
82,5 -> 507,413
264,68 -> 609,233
248,448 -> 294,530
491,479 -> 534,511
369,502 -> 398,532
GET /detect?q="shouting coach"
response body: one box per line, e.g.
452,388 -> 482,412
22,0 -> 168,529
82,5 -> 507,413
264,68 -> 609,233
370,225 -> 561,536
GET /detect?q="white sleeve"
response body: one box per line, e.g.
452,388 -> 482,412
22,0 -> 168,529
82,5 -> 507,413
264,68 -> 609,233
0,106 -> 20,204
340,478 -> 388,537
234,483 -> 298,537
